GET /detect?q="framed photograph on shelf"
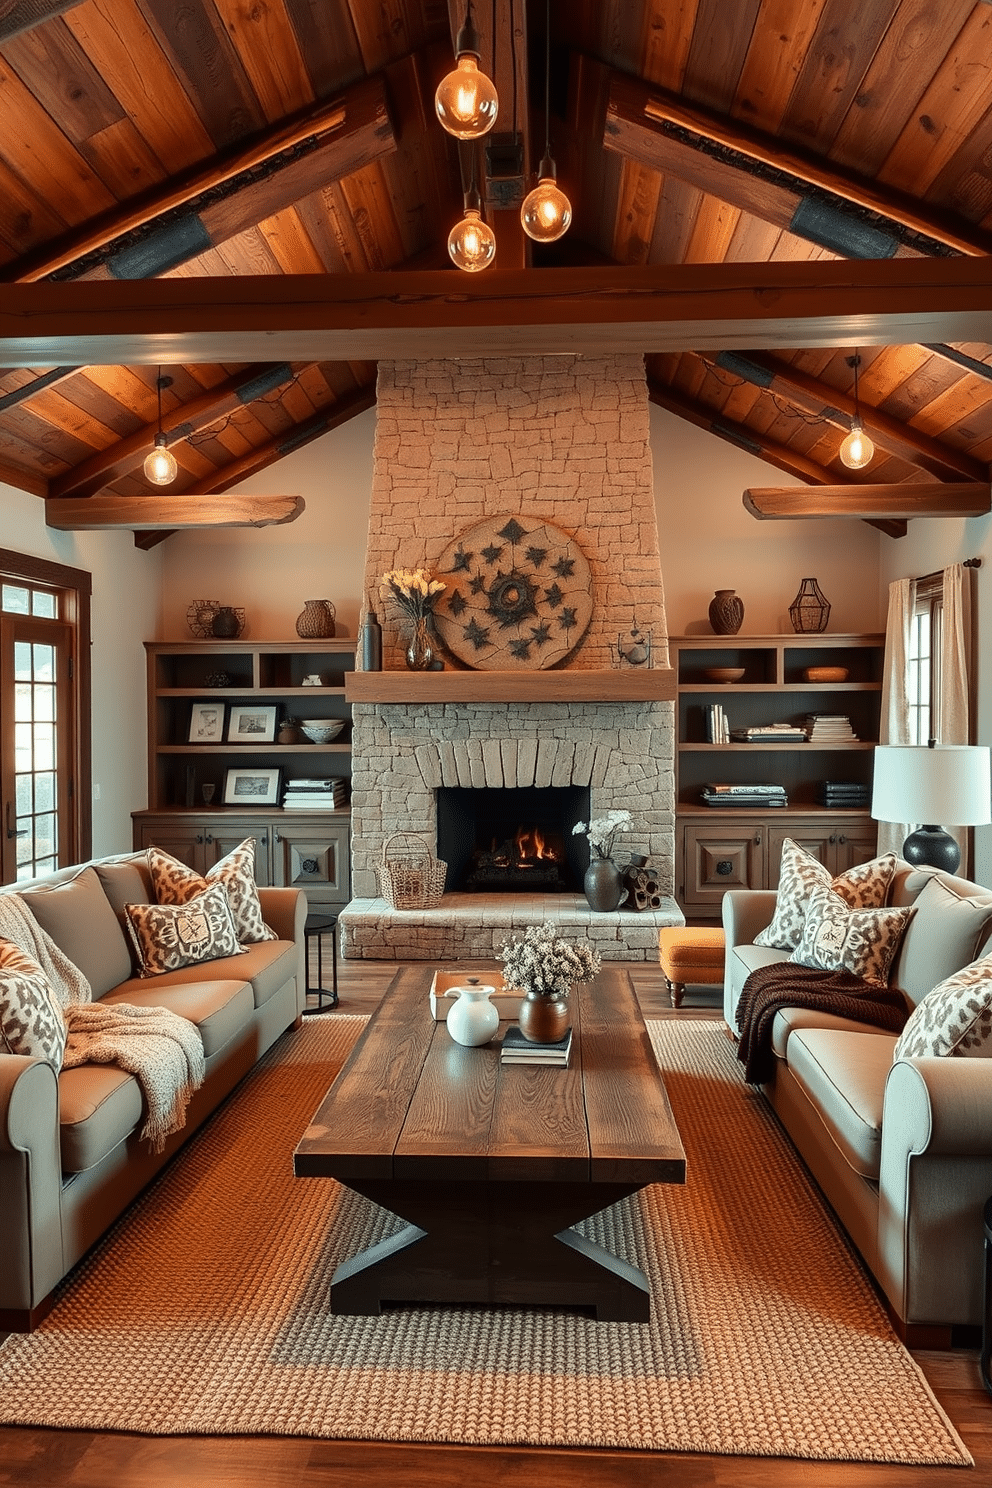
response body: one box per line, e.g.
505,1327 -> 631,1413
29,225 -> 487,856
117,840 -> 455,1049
223,767 -> 281,807
226,704 -> 277,744
188,701 -> 225,743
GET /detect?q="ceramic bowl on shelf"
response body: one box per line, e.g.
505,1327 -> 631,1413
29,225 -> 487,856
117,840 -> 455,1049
703,667 -> 746,683
299,718 -> 345,744
803,666 -> 848,683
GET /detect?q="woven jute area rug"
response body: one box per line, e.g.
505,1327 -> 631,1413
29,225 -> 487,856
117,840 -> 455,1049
0,1015 -> 972,1464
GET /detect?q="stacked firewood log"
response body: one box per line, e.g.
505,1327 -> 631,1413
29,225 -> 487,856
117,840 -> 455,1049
622,858 -> 663,911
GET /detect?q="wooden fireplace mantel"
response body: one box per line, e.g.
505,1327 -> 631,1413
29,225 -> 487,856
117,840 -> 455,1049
345,669 -> 677,704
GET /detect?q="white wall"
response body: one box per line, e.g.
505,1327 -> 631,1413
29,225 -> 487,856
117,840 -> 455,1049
3,485 -> 161,856
650,405 -> 884,637
879,511 -> 992,887
158,408 -> 376,641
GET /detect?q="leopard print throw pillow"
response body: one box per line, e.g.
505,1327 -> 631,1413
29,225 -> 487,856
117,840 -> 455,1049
124,879 -> 244,977
147,838 -> 276,944
894,957 -> 992,1059
755,838 -> 898,952
790,883 -> 915,987
0,939 -> 67,1068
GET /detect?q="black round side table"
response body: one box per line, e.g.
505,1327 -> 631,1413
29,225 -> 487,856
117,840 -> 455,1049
302,912 -> 339,1015
982,1196 -> 992,1397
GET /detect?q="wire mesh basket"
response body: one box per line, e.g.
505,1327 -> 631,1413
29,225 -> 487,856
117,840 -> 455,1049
378,832 -> 447,910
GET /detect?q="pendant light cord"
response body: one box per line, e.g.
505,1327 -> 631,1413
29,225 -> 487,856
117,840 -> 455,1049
543,0 -> 551,159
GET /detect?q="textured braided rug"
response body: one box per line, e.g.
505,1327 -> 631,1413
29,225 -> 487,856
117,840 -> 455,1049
0,1016 -> 972,1465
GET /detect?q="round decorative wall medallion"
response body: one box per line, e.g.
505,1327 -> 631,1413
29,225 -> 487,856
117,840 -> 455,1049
432,514 -> 593,670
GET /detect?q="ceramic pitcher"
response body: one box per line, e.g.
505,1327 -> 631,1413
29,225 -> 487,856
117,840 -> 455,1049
445,980 -> 499,1046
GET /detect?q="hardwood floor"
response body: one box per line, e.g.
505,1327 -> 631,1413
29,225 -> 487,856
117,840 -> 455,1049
1,960 -> 988,1487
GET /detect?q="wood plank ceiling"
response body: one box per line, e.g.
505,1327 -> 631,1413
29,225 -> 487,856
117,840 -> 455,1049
2,0 -> 992,539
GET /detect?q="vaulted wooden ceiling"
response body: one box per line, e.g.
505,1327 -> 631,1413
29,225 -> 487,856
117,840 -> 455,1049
3,0 -> 992,541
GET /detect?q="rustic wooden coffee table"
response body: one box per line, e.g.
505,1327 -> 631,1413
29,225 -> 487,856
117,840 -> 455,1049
294,965 -> 686,1321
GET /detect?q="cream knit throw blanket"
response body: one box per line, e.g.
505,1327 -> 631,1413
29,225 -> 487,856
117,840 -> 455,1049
0,894 -> 205,1151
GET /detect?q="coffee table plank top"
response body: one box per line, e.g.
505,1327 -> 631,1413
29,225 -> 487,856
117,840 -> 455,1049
295,966 -> 685,1188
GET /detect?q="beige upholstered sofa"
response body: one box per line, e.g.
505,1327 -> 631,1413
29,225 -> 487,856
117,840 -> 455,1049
723,859 -> 992,1344
0,850 -> 306,1331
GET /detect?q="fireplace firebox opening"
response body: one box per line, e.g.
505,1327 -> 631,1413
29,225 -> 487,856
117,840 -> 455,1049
436,785 -> 591,893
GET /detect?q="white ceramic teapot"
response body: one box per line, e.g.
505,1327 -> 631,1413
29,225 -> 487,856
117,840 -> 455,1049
445,978 -> 499,1047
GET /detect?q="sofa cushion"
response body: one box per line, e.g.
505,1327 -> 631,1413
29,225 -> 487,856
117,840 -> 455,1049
111,937 -> 296,1011
893,956 -> 992,1059
58,1062 -> 145,1174
20,866 -> 133,997
770,1003 -> 902,1061
755,838 -> 898,952
92,857 -> 153,919
0,941 -> 66,1068
786,1028 -> 897,1180
148,840 -> 276,945
888,875 -> 992,1008
123,881 -> 244,978
101,978 -> 254,1059
790,884 -> 915,987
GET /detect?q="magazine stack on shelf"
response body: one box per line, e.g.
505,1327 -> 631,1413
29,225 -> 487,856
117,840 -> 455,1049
805,715 -> 859,743
282,777 -> 348,810
730,722 -> 808,743
700,782 -> 788,809
500,1024 -> 573,1067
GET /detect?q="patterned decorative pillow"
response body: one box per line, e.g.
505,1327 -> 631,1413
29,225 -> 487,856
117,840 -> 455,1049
893,957 -> 992,1059
124,880 -> 244,978
755,838 -> 898,952
0,940 -> 67,1068
790,883 -> 915,987
147,839 -> 276,945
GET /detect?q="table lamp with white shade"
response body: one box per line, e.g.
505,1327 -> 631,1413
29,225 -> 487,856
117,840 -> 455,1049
871,741 -> 992,873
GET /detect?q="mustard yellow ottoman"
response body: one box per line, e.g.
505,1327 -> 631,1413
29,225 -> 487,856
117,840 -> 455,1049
658,927 -> 726,1009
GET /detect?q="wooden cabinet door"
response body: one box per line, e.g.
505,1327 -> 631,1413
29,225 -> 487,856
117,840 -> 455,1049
204,821 -> 272,884
272,818 -> 350,906
829,820 -> 878,873
766,823 -> 836,881
135,818 -> 209,872
681,821 -> 765,910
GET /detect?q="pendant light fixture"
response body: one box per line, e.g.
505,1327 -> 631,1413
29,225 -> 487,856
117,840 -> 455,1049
143,371 -> 178,486
435,0 -> 498,141
839,353 -> 875,471
448,149 -> 496,272
520,0 -> 571,243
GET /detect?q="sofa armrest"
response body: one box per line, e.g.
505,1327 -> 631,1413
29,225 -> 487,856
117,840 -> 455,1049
0,1054 -> 65,1316
257,886 -> 308,944
722,888 -> 778,948
876,1056 -> 992,1329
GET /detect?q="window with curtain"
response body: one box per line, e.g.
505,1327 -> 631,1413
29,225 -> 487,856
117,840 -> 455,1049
907,572 -> 943,745
0,550 -> 91,883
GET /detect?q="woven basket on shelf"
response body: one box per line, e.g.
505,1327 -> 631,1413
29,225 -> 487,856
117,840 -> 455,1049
378,832 -> 447,910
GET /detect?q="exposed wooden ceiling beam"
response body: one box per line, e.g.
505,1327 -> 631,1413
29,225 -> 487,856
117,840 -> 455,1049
45,495 -> 305,531
710,351 -> 988,484
601,67 -> 992,259
0,1 -> 84,41
3,259 -> 992,363
743,485 -> 991,523
49,363 -> 298,500
648,377 -> 907,537
4,76 -> 394,283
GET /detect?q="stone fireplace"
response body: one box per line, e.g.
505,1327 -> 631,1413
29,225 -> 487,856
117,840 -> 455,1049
340,353 -> 682,961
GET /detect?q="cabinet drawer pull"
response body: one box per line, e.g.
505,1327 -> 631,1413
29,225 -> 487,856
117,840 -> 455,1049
716,860 -> 734,876
838,834 -> 847,844
260,834 -> 267,846
195,833 -> 203,844
204,833 -> 213,844
754,831 -> 761,845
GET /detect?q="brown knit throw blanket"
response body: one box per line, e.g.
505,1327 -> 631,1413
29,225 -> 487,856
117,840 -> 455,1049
735,961 -> 908,1084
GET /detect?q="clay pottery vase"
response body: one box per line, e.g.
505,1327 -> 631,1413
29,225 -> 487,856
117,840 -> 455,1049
296,599 -> 336,639
583,856 -> 624,912
708,589 -> 745,635
518,989 -> 571,1045
211,606 -> 240,638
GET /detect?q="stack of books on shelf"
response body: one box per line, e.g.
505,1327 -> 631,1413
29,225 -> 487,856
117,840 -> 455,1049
819,780 -> 870,808
500,1024 -> 573,1067
282,777 -> 348,809
705,703 -> 730,743
700,782 -> 788,808
729,722 -> 809,743
805,714 -> 859,743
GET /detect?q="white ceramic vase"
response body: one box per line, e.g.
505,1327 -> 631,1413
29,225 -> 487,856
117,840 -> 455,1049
445,980 -> 499,1046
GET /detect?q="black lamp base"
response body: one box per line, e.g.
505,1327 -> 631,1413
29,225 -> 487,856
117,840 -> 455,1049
902,826 -> 961,874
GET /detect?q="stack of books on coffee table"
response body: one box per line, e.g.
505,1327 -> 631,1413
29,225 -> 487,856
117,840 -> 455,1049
500,1025 -> 573,1067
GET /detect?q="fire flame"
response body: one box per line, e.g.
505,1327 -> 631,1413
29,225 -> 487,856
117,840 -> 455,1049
515,824 -> 557,862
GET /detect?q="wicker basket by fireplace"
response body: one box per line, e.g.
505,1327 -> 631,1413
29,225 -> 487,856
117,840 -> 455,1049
378,832 -> 447,910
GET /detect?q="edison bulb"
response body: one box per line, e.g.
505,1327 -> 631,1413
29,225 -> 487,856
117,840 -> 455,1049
839,416 -> 874,471
143,434 -> 178,486
520,175 -> 572,243
448,208 -> 496,272
435,56 -> 498,139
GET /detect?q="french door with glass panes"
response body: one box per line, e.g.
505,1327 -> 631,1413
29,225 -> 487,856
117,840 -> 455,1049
0,612 -> 75,881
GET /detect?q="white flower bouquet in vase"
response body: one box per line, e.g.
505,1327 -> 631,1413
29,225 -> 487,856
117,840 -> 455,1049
379,567 -> 446,671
